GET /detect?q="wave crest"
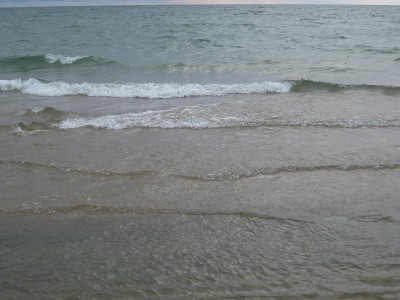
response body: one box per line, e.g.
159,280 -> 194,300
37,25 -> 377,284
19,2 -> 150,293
2,78 -> 399,98
44,53 -> 86,64
0,54 -> 114,71
56,107 -> 400,130
291,79 -> 400,95
0,78 -> 292,98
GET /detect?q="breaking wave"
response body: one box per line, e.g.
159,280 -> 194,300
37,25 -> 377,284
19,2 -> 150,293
44,54 -> 87,64
0,78 -> 292,98
56,107 -> 400,130
1,78 -> 399,98
0,54 -> 113,71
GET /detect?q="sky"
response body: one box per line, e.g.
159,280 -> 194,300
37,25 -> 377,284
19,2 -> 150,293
0,0 -> 399,6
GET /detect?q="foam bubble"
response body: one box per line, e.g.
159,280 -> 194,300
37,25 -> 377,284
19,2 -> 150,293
56,107 -> 400,130
30,107 -> 46,114
0,79 -> 24,91
0,78 -> 292,98
57,107 -> 245,130
45,54 -> 86,64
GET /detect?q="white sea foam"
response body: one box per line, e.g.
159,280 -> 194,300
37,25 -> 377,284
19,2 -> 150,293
30,107 -> 46,114
44,54 -> 86,64
56,106 -> 400,130
58,107 -> 249,129
0,78 -> 293,98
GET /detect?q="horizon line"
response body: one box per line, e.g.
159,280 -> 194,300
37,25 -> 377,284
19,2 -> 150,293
0,3 -> 399,7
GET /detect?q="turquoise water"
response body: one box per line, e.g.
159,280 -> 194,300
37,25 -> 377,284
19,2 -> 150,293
1,5 -> 400,299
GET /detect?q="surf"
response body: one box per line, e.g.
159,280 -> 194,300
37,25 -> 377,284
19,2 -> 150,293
0,78 -> 292,98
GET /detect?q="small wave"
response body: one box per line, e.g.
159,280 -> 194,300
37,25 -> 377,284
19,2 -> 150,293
291,79 -> 400,95
0,204 -> 306,223
2,160 -> 399,184
57,107 -> 251,130
44,53 -> 86,64
0,78 -> 292,98
351,215 -> 400,224
0,54 -> 114,71
0,194 -> 304,222
15,121 -> 53,132
30,107 -> 48,114
0,205 -> 174,216
56,107 -> 400,130
2,78 -> 399,98
143,62 -> 224,73
21,106 -> 64,117
0,55 -> 46,69
357,46 -> 400,54
10,107 -> 69,133
0,160 -> 155,178
179,163 -> 400,181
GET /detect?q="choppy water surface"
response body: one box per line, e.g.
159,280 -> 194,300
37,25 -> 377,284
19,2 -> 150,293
0,4 -> 400,299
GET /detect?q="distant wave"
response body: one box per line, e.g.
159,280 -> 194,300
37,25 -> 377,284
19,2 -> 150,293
44,53 -> 87,64
0,55 -> 275,73
291,79 -> 400,95
0,54 -> 114,71
0,78 -> 292,98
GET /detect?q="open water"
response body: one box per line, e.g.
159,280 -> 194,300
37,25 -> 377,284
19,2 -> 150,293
0,5 -> 400,299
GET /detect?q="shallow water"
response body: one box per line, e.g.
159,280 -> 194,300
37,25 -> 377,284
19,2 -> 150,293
1,4 -> 400,299
1,212 -> 400,299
